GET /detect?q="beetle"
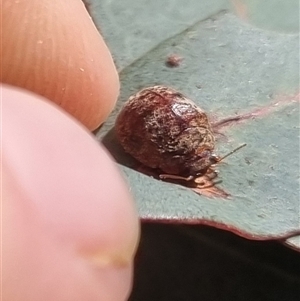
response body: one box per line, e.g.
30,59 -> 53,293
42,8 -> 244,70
115,85 -> 245,185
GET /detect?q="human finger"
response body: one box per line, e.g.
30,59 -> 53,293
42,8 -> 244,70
2,85 -> 140,301
1,0 -> 119,130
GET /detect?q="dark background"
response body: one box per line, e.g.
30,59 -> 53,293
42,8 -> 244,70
129,224 -> 300,301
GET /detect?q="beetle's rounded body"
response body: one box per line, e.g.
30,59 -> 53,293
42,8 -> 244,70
115,86 -> 217,178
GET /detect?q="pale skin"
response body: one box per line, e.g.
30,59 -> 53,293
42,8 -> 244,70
2,1 -> 140,301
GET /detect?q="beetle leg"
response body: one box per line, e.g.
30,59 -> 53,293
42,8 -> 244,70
159,174 -> 194,181
198,179 -> 222,189
192,185 -> 230,198
194,172 -> 222,188
204,168 -> 218,180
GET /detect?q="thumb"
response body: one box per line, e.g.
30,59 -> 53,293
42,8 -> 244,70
2,85 -> 140,301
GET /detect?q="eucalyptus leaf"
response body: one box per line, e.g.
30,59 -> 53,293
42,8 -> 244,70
92,6 -> 299,248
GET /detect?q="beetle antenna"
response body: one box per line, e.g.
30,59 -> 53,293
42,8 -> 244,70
217,143 -> 247,163
202,143 -> 247,172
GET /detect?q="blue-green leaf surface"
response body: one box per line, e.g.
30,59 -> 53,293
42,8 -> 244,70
90,2 -> 300,249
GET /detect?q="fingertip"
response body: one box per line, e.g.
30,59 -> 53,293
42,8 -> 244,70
2,84 -> 139,300
2,0 -> 119,130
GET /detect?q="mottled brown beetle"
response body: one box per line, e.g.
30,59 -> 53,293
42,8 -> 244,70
115,86 -> 245,189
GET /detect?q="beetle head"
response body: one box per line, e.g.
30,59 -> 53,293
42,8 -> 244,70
190,143 -> 247,178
